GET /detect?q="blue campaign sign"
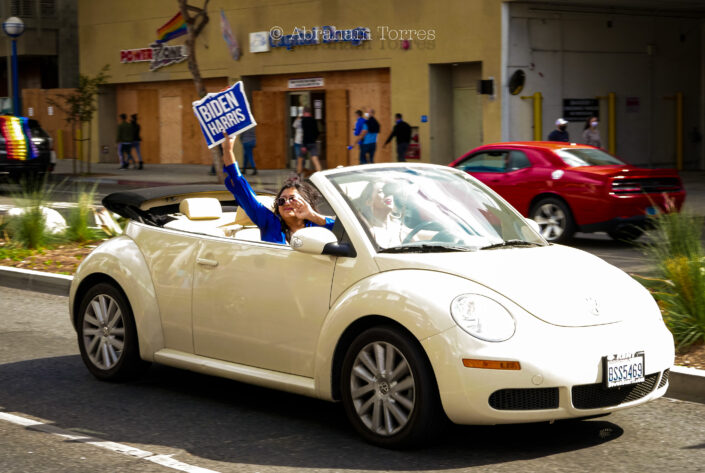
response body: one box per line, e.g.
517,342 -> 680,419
192,81 -> 257,148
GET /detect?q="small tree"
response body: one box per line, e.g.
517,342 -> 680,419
48,65 -> 110,175
178,0 -> 224,183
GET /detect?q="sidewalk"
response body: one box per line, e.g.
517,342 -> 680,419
53,159 -> 296,194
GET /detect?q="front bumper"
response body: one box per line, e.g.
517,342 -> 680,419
422,319 -> 674,425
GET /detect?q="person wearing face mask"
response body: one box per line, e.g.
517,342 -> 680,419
582,116 -> 602,148
383,113 -> 412,162
548,118 -> 570,142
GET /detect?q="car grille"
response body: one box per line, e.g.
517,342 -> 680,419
572,373 -> 659,409
489,387 -> 559,410
611,178 -> 682,194
658,369 -> 670,389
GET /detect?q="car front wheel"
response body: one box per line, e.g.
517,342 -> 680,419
340,326 -> 445,448
77,282 -> 148,381
530,197 -> 575,243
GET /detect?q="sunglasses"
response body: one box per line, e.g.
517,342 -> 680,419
277,195 -> 298,206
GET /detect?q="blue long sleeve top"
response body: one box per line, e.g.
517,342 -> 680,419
223,162 -> 335,245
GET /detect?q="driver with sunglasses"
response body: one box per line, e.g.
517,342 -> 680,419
222,132 -> 335,244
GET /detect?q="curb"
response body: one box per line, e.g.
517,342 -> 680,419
667,366 -> 705,404
1,264 -> 704,404
0,265 -> 72,296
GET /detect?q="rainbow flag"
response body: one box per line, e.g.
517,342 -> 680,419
156,12 -> 187,43
0,116 -> 38,160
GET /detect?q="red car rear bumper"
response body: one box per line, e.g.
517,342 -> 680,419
577,191 -> 686,232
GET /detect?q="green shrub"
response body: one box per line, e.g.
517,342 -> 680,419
65,185 -> 104,243
637,209 -> 705,348
638,257 -> 705,348
7,177 -> 57,249
643,210 -> 703,264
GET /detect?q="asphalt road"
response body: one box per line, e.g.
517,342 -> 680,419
1,286 -> 704,473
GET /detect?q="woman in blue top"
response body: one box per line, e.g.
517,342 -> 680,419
222,132 -> 335,244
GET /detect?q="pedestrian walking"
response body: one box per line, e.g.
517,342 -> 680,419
130,114 -> 144,170
582,116 -> 602,148
241,127 -> 257,175
297,107 -> 322,175
547,118 -> 570,142
116,113 -> 135,169
352,109 -> 366,164
356,108 -> 380,164
383,113 -> 412,162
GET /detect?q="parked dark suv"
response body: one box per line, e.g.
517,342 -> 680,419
0,117 -> 55,181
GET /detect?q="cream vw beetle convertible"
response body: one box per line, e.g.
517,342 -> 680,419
69,163 -> 674,448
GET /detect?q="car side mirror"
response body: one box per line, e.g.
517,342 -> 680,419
290,226 -> 354,257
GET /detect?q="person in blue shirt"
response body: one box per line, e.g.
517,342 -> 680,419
222,132 -> 335,245
356,108 -> 380,164
353,109 -> 366,164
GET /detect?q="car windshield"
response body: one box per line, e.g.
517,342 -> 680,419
327,166 -> 546,252
556,148 -> 626,167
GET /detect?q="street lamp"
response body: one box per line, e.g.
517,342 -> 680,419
2,16 -> 24,116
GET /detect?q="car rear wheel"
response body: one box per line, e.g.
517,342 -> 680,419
77,282 -> 148,381
530,197 -> 575,243
340,326 -> 445,448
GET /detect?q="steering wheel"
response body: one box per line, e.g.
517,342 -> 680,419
402,221 -> 444,244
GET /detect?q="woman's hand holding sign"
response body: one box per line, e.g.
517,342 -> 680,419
222,132 -> 237,167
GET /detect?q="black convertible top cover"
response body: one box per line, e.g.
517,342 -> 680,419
102,185 -> 226,212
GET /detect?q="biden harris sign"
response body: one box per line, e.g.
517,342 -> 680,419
192,82 -> 256,148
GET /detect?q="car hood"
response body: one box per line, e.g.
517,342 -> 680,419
374,244 -> 651,327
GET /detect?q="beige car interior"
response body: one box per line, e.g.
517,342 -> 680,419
163,196 -> 275,241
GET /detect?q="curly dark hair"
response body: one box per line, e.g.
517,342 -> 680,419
273,176 -> 323,240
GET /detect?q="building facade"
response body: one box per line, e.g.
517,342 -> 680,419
76,0 -> 705,169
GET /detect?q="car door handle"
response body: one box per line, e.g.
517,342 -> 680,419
196,257 -> 219,267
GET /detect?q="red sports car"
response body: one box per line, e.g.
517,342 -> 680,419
449,142 -> 686,243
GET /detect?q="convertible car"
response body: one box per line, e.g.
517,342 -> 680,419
69,163 -> 674,448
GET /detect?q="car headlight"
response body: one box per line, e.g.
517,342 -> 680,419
450,294 -> 516,342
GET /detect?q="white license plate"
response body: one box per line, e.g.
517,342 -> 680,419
603,353 -> 645,388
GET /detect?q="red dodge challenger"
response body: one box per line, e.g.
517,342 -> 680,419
449,142 -> 686,243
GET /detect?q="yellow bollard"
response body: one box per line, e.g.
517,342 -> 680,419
676,92 -> 683,171
596,93 -> 617,154
664,92 -> 684,170
76,126 -> 82,172
56,129 -> 63,160
521,92 -> 543,141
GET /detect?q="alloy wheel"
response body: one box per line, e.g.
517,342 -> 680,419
350,341 -> 416,436
533,202 -> 566,241
82,294 -> 126,370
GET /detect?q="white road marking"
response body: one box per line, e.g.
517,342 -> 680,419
0,411 -> 221,473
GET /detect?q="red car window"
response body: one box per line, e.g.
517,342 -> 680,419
457,151 -> 508,173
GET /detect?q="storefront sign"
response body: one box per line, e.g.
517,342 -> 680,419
288,78 -> 324,89
249,32 -> 270,53
120,42 -> 188,71
192,81 -> 257,149
120,11 -> 189,71
562,98 -> 599,122
270,26 -> 371,50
